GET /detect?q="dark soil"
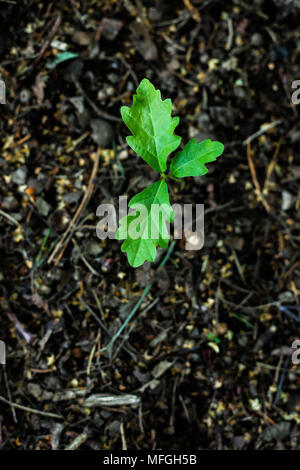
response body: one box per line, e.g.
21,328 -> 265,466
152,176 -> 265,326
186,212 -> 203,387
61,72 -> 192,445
0,0 -> 300,450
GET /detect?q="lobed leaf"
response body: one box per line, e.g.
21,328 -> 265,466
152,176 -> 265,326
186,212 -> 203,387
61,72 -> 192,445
121,78 -> 181,173
116,180 -> 173,267
170,138 -> 224,178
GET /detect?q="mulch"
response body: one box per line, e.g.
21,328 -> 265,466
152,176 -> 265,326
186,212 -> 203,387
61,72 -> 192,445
0,0 -> 300,450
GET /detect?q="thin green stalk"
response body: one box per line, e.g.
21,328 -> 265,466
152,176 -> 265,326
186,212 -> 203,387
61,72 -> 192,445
101,240 -> 176,352
35,228 -> 51,266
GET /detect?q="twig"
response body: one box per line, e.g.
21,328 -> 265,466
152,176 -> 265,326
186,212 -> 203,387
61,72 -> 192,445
101,240 -> 176,352
30,14 -> 62,70
174,72 -> 198,87
0,395 -> 63,419
138,403 -> 144,433
256,410 -> 275,425
179,394 -> 190,422
3,368 -> 17,423
73,77 -> 121,122
204,201 -> 233,215
66,131 -> 89,153
247,140 -> 271,213
48,149 -> 100,265
158,32 -> 186,52
231,248 -> 245,284
183,0 -> 201,22
120,422 -> 127,450
243,120 -> 281,146
220,296 -> 280,313
72,238 -> 100,277
225,17 -> 234,50
279,305 -> 300,323
0,209 -> 20,227
257,361 -> 300,374
65,431 -> 88,450
86,329 -> 101,376
92,290 -> 106,320
169,375 -> 178,433
274,351 -> 283,388
262,139 -> 282,195
79,296 -> 112,338
283,260 -> 300,279
30,368 -> 55,374
273,355 -> 290,406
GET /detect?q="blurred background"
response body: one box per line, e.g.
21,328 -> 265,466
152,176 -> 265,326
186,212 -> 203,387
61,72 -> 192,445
0,0 -> 300,450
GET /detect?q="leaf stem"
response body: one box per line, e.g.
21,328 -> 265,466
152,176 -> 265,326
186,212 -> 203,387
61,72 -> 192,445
166,172 -> 181,182
160,171 -> 180,182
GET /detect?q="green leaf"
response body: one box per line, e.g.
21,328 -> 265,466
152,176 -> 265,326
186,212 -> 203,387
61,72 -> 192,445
47,52 -> 79,69
121,78 -> 181,173
117,213 -> 158,267
170,138 -> 224,178
116,180 -> 173,267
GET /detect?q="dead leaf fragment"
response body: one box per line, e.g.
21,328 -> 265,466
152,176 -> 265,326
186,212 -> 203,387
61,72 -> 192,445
32,74 -> 46,105
72,31 -> 90,46
83,393 -> 140,408
100,18 -> 123,41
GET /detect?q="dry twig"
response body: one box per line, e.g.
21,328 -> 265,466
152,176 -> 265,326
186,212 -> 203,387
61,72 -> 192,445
0,395 -> 63,419
48,149 -> 101,265
247,140 -> 271,213
30,14 -> 62,70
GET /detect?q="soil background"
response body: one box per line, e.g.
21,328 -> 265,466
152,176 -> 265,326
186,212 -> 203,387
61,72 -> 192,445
0,0 -> 300,450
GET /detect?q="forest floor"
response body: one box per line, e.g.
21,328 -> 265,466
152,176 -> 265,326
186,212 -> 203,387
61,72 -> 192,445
0,0 -> 300,450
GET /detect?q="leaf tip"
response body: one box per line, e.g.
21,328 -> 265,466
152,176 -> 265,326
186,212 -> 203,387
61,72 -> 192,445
138,77 -> 154,93
120,105 -> 129,119
217,142 -> 225,156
